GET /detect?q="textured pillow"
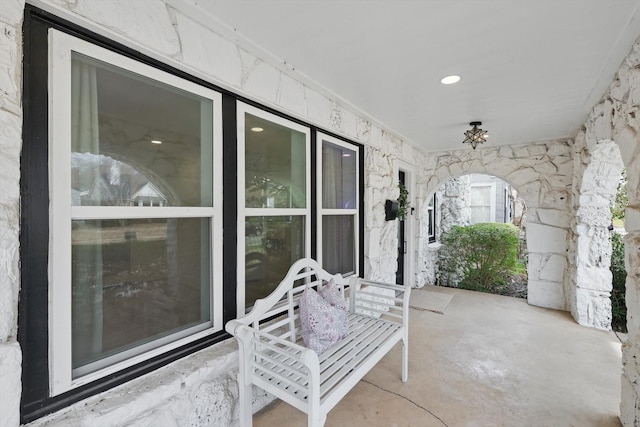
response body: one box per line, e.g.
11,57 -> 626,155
319,279 -> 348,311
300,285 -> 348,354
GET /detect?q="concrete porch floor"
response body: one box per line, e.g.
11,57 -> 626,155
254,286 -> 623,427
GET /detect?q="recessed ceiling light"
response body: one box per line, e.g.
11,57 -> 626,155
151,140 -> 163,144
440,75 -> 461,85
251,127 -> 264,132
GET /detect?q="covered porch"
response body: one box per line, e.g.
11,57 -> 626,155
256,287 -> 622,426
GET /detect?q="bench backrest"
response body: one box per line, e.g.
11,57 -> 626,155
237,258 -> 348,343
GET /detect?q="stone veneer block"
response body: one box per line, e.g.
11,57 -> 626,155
620,374 -> 638,427
0,22 -> 20,115
625,208 -> 640,233
0,0 -> 24,26
26,340 -> 271,427
305,88 -> 332,128
528,280 -> 565,310
575,265 -> 613,292
239,53 -> 279,103
277,73 -> 306,115
533,253 -> 566,283
0,342 -> 20,427
526,223 -> 568,254
573,288 -> 612,330
535,209 -> 573,228
0,224 -> 19,340
340,108 -> 358,139
54,0 -> 181,57
176,13 -> 243,90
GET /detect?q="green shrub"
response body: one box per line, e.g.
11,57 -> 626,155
439,223 -> 521,292
610,231 -> 627,333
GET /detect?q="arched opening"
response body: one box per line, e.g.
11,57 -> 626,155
428,173 -> 528,298
418,141 -> 577,312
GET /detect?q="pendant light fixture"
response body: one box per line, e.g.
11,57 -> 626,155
462,121 -> 488,150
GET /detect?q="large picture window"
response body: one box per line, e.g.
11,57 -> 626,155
237,103 -> 311,312
317,133 -> 359,276
48,30 -> 223,393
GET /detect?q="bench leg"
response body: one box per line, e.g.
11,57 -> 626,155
308,411 -> 327,427
238,382 -> 253,427
402,337 -> 408,383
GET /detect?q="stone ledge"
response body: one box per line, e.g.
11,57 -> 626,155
27,339 -> 272,427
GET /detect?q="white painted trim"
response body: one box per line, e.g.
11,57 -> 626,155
397,161 -> 416,288
71,206 -> 217,219
48,29 -> 223,395
236,102 -> 312,314
49,29 -> 74,396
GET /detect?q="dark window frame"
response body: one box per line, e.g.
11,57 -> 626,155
19,5 -> 364,423
428,193 -> 437,243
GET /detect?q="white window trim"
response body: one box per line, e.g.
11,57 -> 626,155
316,132 -> 359,277
236,102 -> 311,314
48,29 -> 223,395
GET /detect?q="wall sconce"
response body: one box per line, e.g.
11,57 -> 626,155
462,121 -> 488,150
385,199 -> 399,221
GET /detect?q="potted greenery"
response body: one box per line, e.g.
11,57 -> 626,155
397,182 -> 410,220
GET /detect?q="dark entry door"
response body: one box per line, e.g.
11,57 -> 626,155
396,171 -> 405,285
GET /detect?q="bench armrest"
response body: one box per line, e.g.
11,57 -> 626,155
230,321 -> 321,396
348,277 -> 411,324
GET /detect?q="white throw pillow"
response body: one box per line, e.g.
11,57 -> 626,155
300,284 -> 348,354
319,278 -> 348,311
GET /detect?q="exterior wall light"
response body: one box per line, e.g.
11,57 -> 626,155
462,121 -> 488,150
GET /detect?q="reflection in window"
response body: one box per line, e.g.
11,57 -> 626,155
322,215 -> 355,274
244,216 -> 305,306
71,53 -> 213,208
322,141 -> 356,209
71,153 -> 168,206
244,113 -> 306,209
72,217 -> 211,376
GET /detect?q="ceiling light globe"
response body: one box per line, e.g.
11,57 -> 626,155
440,75 -> 461,85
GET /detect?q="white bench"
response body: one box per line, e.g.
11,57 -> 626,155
225,258 -> 411,427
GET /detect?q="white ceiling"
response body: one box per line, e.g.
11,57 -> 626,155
183,0 -> 640,152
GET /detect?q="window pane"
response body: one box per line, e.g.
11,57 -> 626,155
71,218 -> 211,374
471,206 -> 491,224
322,141 -> 356,209
245,113 -> 306,208
471,186 -> 491,206
322,215 -> 355,275
245,216 -> 305,306
71,54 -> 214,207
428,208 -> 435,237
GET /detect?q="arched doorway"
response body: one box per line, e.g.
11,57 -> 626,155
429,173 -> 528,298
